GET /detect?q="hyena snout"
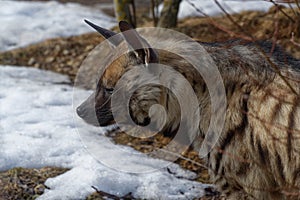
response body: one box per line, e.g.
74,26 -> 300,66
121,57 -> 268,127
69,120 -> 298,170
76,99 -> 95,120
77,92 -> 115,126
76,104 -> 88,118
76,93 -> 100,126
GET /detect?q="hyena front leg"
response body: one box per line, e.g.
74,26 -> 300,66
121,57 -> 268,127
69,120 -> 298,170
212,176 -> 254,200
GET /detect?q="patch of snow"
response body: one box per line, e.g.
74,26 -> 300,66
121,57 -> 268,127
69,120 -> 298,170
0,1 -> 116,51
176,0 -> 293,19
0,65 -> 209,199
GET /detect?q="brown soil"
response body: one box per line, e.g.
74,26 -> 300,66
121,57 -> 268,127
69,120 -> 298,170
0,167 -> 68,200
0,4 -> 299,200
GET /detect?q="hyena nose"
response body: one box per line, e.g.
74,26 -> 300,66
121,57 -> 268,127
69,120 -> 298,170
76,106 -> 86,118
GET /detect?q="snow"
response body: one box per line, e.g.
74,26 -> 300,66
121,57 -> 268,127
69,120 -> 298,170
177,0 -> 293,19
0,65 -> 209,199
0,0 -> 292,52
0,0 -> 116,52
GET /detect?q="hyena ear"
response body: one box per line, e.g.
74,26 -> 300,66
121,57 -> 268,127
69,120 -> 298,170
84,19 -> 122,47
119,21 -> 159,65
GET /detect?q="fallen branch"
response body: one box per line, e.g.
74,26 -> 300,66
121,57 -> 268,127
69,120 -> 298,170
290,32 -> 300,47
91,186 -> 133,200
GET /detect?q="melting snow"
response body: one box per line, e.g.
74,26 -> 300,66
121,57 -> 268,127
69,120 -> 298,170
0,0 -> 115,51
0,65 -> 209,199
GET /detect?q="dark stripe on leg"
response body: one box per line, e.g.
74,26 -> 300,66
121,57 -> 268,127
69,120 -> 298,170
287,97 -> 298,161
214,130 -> 235,174
292,168 -> 300,184
270,102 -> 282,124
236,162 -> 250,176
257,140 -> 269,165
275,152 -> 285,182
249,128 -> 255,148
214,92 -> 249,174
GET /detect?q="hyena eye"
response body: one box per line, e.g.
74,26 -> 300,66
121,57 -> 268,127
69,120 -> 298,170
104,87 -> 114,94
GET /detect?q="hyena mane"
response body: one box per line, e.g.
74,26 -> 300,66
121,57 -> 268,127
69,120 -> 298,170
77,21 -> 300,199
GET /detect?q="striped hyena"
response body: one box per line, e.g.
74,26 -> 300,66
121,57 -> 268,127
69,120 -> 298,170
77,20 -> 300,199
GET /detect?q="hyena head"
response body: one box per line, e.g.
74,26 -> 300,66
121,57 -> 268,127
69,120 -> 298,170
77,21 -> 210,143
76,21 -> 183,134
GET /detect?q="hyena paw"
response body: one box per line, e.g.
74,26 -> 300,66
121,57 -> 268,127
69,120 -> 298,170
224,191 -> 254,200
204,186 -> 221,198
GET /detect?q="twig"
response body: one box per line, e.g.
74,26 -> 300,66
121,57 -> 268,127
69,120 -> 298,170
185,0 -> 253,40
290,32 -> 300,47
151,0 -> 158,26
270,4 -> 280,56
130,0 -> 136,28
268,0 -> 296,22
212,0 -> 298,95
91,186 -> 133,200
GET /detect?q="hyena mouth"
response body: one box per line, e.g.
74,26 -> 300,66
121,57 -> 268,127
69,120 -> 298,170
96,114 -> 115,127
76,102 -> 115,127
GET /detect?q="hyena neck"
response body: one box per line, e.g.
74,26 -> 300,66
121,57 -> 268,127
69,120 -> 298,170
157,45 -> 274,102
156,43 -> 283,140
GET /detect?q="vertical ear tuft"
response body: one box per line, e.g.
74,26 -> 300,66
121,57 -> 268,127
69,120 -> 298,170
119,21 -> 134,32
85,19 -> 117,38
119,21 -> 158,64
84,19 -> 122,46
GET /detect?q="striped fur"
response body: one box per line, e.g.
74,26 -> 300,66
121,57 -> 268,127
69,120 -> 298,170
77,22 -> 300,199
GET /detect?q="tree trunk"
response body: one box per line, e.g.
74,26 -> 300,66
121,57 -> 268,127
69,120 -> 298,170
113,0 -> 136,27
157,0 -> 181,28
151,0 -> 160,26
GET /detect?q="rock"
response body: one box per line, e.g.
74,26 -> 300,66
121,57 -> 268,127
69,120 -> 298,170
54,44 -> 61,52
27,57 -> 35,65
34,63 -> 40,68
63,49 -> 70,55
85,45 -> 94,51
34,184 -> 45,195
45,56 -> 55,63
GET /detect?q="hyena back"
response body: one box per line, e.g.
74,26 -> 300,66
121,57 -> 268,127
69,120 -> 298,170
77,21 -> 300,199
